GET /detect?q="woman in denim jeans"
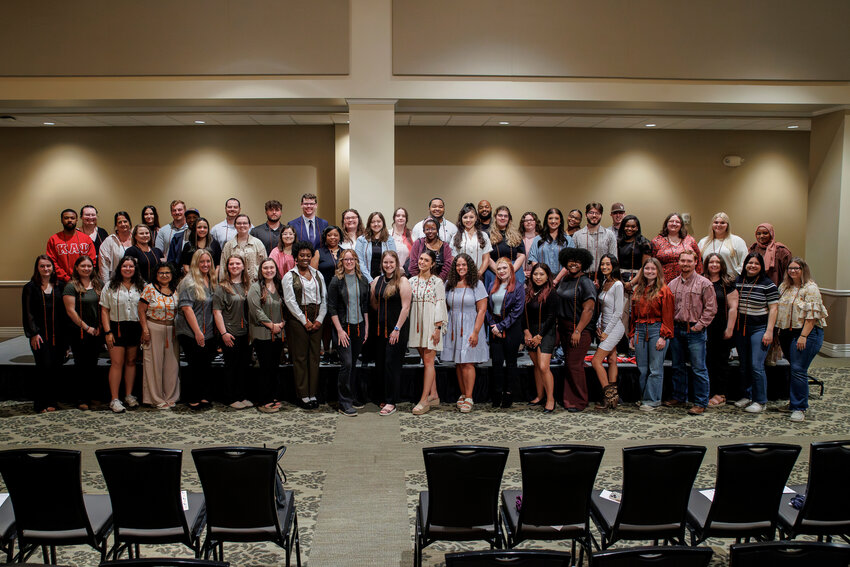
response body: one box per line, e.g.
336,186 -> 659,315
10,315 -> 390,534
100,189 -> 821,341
629,257 -> 674,411
733,252 -> 779,414
776,257 -> 827,423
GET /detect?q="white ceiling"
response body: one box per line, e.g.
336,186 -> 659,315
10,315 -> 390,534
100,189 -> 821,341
0,113 -> 810,131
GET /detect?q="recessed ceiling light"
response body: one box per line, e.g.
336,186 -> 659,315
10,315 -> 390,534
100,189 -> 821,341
194,120 -> 205,124
43,122 -> 55,126
787,125 -> 799,129
645,123 -> 657,127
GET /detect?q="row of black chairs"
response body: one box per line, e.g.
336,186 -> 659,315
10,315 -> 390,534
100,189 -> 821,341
414,441 -> 850,567
443,542 -> 850,566
0,447 -> 301,566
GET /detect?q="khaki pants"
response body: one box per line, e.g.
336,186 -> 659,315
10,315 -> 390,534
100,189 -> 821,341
142,321 -> 180,406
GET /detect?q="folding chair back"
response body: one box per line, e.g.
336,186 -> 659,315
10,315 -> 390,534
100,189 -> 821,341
518,445 -> 604,529
616,445 -> 706,532
423,445 -> 509,530
709,443 -> 800,526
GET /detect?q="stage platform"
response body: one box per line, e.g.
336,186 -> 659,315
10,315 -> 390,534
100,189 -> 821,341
0,335 -> 790,408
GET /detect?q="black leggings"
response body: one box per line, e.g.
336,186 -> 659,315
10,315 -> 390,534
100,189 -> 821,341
253,339 -> 283,405
69,334 -> 103,404
221,334 -> 252,404
706,323 -> 733,398
490,322 -> 522,396
177,334 -> 216,404
31,339 -> 66,411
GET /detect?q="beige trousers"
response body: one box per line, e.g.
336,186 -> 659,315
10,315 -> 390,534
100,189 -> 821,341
142,321 -> 180,406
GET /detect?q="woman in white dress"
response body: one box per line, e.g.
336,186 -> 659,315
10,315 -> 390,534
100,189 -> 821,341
591,253 -> 625,410
450,202 -> 492,275
408,249 -> 448,415
698,212 -> 748,276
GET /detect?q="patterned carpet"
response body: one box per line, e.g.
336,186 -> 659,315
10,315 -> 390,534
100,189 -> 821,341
399,367 -> 850,445
0,365 -> 845,566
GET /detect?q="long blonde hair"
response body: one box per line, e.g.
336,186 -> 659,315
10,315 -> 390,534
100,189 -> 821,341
178,249 -> 218,299
631,257 -> 665,301
334,249 -> 364,280
489,205 -> 522,247
219,255 -> 249,296
700,212 -> 737,261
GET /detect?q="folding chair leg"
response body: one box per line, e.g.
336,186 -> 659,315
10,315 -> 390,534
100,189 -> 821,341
294,513 -> 302,567
41,546 -> 49,564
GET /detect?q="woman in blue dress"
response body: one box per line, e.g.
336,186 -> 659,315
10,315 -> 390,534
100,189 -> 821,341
442,253 -> 489,413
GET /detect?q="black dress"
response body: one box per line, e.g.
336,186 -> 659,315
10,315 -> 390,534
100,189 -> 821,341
22,281 -> 66,411
374,276 -> 410,405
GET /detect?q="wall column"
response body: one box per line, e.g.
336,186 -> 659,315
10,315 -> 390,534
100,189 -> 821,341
807,110 -> 850,356
346,99 -> 396,217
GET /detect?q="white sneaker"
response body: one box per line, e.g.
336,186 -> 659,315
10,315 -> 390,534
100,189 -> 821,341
110,399 -> 126,414
639,404 -> 657,412
124,395 -> 139,409
744,402 -> 765,413
734,398 -> 752,408
789,410 -> 805,422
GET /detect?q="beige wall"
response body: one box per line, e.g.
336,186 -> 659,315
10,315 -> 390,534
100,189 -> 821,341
0,125 -> 335,326
393,0 -> 850,80
396,127 -> 809,254
0,0 -> 349,76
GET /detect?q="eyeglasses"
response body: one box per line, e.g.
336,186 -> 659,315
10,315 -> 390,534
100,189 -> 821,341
342,258 -> 357,262
787,267 -> 802,271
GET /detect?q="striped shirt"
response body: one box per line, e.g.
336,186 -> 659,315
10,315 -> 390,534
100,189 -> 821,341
736,276 -> 779,328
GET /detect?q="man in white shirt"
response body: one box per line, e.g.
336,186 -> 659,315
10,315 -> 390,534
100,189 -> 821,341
211,198 -> 248,249
411,197 -> 458,242
573,202 -> 617,275
155,200 -> 188,263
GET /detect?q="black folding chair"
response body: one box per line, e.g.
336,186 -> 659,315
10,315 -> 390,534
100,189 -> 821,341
590,545 -> 713,566
729,540 -> 850,566
686,443 -> 801,545
502,445 -> 604,566
446,549 -> 572,566
777,440 -> 850,543
0,448 -> 113,564
191,447 -> 300,567
0,496 -> 15,562
590,445 -> 706,548
96,448 -> 206,559
415,445 -> 510,567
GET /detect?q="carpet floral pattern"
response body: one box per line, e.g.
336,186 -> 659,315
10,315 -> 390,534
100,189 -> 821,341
399,368 -> 848,445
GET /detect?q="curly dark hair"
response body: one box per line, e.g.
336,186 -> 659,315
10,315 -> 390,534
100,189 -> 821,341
445,253 -> 479,291
558,247 -> 594,272
291,240 -> 316,260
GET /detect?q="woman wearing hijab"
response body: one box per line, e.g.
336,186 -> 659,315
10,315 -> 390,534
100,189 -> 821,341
748,223 -> 792,285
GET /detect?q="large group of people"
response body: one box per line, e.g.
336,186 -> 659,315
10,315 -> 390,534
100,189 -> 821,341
23,195 -> 827,423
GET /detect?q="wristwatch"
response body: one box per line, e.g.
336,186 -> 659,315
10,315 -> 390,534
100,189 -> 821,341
393,326 -> 400,332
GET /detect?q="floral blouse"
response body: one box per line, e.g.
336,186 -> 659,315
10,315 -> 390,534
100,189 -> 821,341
777,281 -> 828,330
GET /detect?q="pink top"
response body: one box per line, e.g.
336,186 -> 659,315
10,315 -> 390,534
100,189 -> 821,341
269,248 -> 295,277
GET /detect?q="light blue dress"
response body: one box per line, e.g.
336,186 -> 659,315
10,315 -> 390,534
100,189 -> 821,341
442,281 -> 489,363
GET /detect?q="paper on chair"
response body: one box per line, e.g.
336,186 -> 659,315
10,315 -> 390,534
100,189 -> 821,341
700,487 -> 796,502
181,490 -> 189,511
0,493 -> 7,507
600,490 -> 621,503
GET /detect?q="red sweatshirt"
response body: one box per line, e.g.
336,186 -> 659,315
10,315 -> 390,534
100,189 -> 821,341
46,231 -> 97,282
